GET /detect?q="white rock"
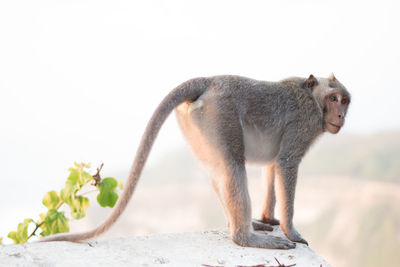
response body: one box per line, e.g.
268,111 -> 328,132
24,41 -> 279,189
0,228 -> 330,267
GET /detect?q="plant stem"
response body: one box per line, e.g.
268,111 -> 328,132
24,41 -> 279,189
55,200 -> 64,210
27,221 -> 44,240
78,189 -> 98,196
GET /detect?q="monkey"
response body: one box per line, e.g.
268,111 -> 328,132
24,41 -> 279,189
39,73 -> 350,250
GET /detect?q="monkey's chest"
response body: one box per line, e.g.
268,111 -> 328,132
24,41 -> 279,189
242,124 -> 282,164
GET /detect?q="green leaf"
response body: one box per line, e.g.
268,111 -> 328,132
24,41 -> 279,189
97,177 -> 119,208
7,232 -> 17,243
42,191 -> 61,210
69,196 -> 90,219
40,209 -> 69,236
60,185 -> 90,220
66,166 -> 92,188
60,168 -> 84,204
74,162 -> 91,169
60,184 -> 78,205
7,218 -> 34,244
60,164 -> 92,220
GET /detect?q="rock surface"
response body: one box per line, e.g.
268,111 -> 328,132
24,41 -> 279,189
0,228 -> 330,267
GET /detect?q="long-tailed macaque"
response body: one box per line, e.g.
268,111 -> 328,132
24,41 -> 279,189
40,74 -> 350,249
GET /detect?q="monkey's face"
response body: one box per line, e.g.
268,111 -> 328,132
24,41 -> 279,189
323,91 -> 350,134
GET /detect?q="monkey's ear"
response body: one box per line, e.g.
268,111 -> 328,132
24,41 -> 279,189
329,73 -> 336,81
303,74 -> 318,90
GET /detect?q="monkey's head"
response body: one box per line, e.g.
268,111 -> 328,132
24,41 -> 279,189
304,73 -> 351,134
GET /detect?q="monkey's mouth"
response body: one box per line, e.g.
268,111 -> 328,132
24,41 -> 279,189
327,122 -> 342,129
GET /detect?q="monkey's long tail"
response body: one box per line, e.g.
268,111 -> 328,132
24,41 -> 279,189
39,78 -> 209,242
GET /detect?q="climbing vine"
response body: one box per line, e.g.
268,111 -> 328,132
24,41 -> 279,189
4,162 -> 122,244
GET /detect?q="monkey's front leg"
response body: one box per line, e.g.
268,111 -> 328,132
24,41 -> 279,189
275,162 -> 308,245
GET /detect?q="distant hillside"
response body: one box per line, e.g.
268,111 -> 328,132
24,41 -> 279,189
300,130 -> 400,183
297,177 -> 400,267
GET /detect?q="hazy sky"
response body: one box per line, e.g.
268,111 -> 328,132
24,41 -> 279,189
0,0 -> 399,242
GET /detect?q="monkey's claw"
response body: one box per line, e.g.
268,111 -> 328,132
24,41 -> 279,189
252,219 -> 273,231
283,227 -> 308,245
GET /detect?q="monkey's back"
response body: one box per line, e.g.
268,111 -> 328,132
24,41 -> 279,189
202,75 -> 323,132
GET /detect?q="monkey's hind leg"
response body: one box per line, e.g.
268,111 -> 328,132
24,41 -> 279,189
211,159 -> 294,249
211,178 -> 231,229
253,163 -> 280,229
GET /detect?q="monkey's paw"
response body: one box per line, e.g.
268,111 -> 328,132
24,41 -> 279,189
283,227 -> 308,245
251,219 -> 273,231
258,217 -> 280,225
233,232 -> 296,249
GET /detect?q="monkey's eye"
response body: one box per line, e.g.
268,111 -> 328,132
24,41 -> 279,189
341,99 -> 348,105
329,95 -> 337,102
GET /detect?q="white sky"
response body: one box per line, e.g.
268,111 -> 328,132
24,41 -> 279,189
0,0 -> 399,242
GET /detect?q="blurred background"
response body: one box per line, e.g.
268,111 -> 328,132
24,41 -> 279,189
0,0 -> 399,266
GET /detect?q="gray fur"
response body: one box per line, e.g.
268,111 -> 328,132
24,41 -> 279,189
40,74 -> 350,250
